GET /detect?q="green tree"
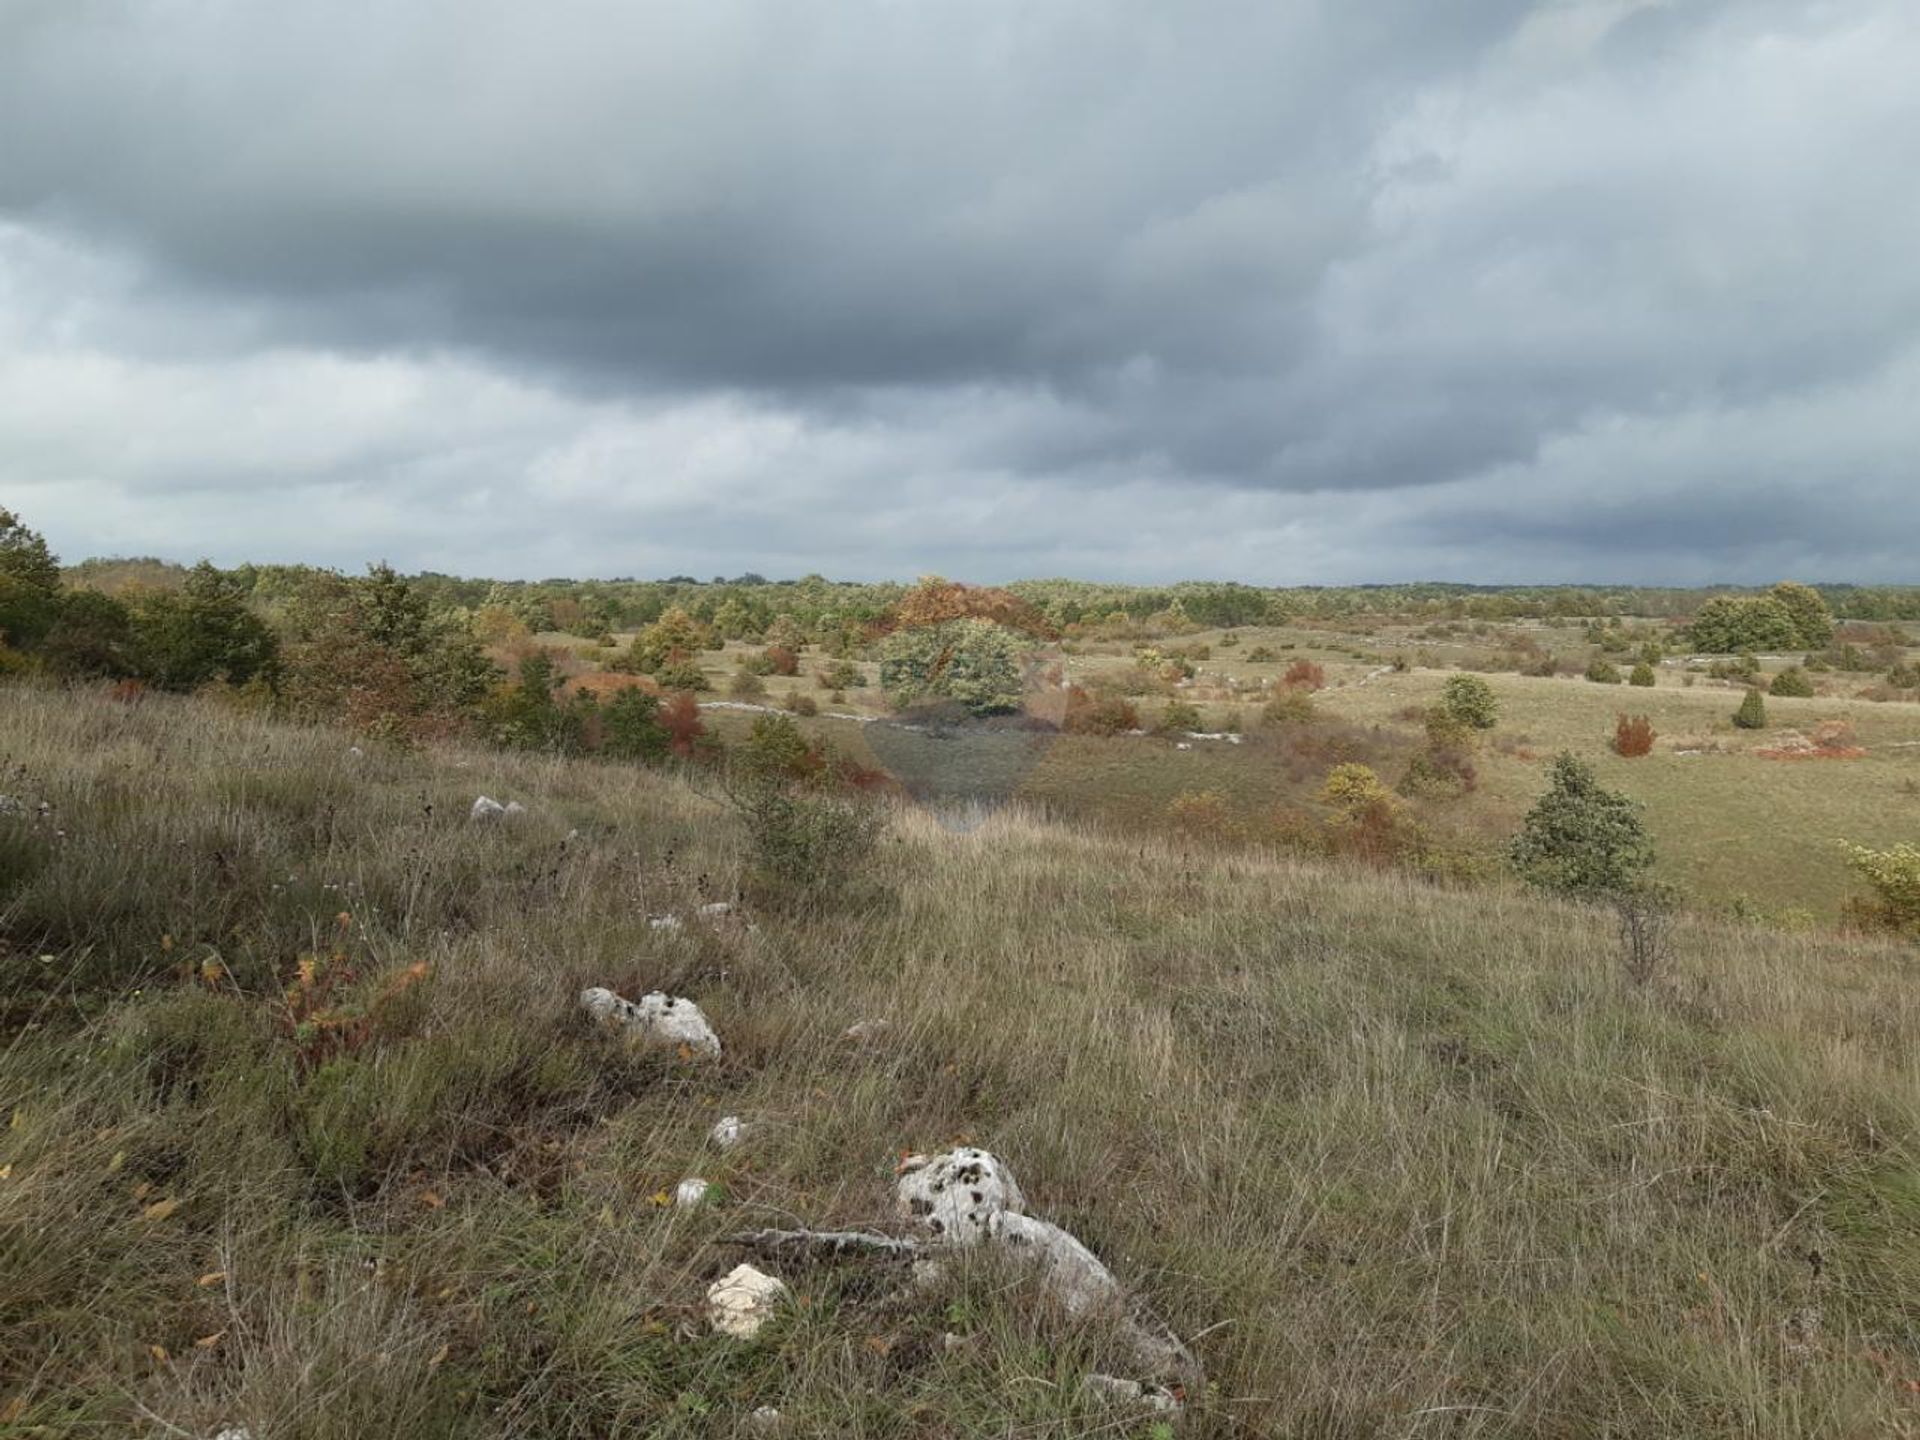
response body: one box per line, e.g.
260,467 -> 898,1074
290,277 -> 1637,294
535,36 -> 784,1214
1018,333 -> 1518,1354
1732,688 -> 1767,729
711,597 -> 764,641
879,618 -> 1028,715
1687,595 -> 1799,654
486,651 -> 589,751
764,614 -> 809,652
131,562 -> 279,690
0,507 -> 62,649
1628,661 -> 1656,687
738,712 -> 822,784
1839,842 -> 1920,937
1768,666 -> 1815,698
1439,673 -> 1498,730
42,590 -> 142,678
623,606 -> 709,675
1509,753 -> 1654,898
602,687 -> 670,762
1770,582 -> 1834,649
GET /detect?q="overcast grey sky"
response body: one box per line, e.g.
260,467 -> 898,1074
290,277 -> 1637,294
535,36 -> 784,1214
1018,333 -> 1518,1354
2,0 -> 1916,584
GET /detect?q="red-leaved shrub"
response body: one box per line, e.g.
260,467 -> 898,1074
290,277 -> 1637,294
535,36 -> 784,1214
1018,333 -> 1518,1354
1613,713 -> 1656,757
1282,660 -> 1326,691
661,691 -> 707,758
1063,685 -> 1140,736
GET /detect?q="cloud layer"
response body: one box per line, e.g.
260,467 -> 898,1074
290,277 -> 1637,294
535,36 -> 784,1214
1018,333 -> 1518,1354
3,0 -> 1917,582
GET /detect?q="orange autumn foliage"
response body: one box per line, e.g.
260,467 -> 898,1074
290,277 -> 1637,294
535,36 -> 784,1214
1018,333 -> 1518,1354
874,578 -> 1056,640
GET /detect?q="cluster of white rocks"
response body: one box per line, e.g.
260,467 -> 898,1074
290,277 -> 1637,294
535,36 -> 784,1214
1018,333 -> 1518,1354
540,978 -> 1197,1427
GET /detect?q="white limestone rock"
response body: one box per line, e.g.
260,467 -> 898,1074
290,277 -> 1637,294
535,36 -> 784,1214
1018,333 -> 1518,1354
990,1211 -> 1124,1315
675,1177 -> 714,1208
706,1263 -> 789,1339
503,800 -> 526,817
747,1404 -> 783,1432
697,901 -> 736,919
895,1147 -> 1025,1245
709,1115 -> 749,1150
578,987 -> 721,1056
648,914 -> 684,933
841,1018 -> 891,1045
470,795 -> 507,822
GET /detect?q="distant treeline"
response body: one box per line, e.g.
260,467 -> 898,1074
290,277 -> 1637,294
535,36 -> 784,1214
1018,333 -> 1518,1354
62,556 -> 1920,633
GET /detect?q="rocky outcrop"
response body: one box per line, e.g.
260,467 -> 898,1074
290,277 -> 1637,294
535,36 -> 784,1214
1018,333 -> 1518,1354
578,987 -> 721,1056
894,1147 -> 1025,1245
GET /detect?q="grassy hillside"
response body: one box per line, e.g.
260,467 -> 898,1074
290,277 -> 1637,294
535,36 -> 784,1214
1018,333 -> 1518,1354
3,685 -> 1919,1437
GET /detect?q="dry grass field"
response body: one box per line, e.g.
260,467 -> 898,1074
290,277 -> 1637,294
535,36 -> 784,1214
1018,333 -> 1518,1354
4,684 -> 1920,1437
641,615 -> 1919,921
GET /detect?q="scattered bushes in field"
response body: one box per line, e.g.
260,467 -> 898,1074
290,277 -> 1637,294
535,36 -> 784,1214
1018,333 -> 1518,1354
1629,662 -> 1656,687
618,606 -> 711,676
1769,666 -> 1815,698
1246,645 -> 1276,662
820,660 -> 863,690
1063,686 -> 1139,736
1423,705 -> 1473,751
1732,689 -> 1768,730
484,651 -> 597,752
1585,659 -> 1622,685
1397,748 -> 1476,800
721,765 -> 888,913
1261,688 -> 1316,727
1157,699 -> 1203,734
1320,763 -> 1412,861
1282,659 -> 1325,691
1439,674 -> 1498,730
651,655 -> 709,692
784,691 -> 819,716
729,669 -> 767,699
764,645 -> 801,677
1612,714 -> 1656,757
1839,841 -> 1920,937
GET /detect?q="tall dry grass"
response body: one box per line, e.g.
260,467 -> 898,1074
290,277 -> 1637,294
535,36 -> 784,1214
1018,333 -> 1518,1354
1,683 -> 1917,1437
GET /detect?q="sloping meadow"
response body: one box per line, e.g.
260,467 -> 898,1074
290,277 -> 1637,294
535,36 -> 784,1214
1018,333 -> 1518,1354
2,684 -> 1918,1437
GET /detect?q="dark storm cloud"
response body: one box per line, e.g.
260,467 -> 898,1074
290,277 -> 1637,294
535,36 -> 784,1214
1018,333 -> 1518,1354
1,0 -> 1917,581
